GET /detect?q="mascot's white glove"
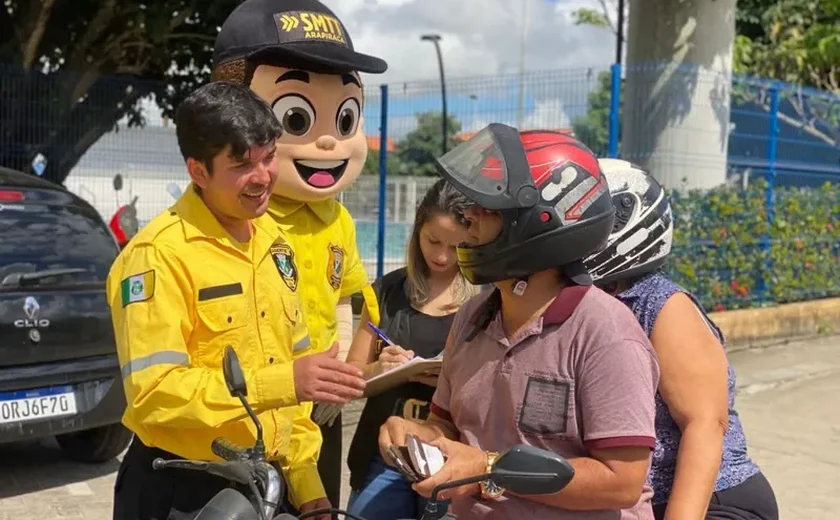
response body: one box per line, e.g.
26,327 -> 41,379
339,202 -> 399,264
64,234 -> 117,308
312,402 -> 343,428
312,299 -> 356,428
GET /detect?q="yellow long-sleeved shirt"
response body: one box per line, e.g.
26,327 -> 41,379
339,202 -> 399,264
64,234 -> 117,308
106,186 -> 325,507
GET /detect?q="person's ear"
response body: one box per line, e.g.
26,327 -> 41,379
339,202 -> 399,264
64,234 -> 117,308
186,158 -> 211,189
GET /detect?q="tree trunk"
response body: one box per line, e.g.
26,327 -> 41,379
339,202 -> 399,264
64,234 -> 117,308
621,0 -> 736,191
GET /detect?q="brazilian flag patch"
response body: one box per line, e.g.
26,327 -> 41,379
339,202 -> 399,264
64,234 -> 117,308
121,270 -> 156,307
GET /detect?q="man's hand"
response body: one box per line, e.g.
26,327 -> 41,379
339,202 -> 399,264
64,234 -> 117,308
293,343 -> 366,404
311,402 -> 342,427
412,437 -> 488,501
376,345 -> 414,375
378,416 -> 441,464
298,497 -> 331,520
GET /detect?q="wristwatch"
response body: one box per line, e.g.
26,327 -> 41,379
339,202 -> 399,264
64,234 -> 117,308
479,451 -> 505,500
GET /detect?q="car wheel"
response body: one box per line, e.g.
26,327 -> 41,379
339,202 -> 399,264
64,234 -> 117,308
56,423 -> 133,463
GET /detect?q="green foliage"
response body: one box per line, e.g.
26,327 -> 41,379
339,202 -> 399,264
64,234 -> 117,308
393,111 -> 463,176
733,0 -> 839,147
572,0 -> 840,148
362,148 -> 405,176
733,0 -> 776,40
569,0 -> 623,36
734,0 -> 840,94
0,0 -> 239,184
571,8 -> 613,31
667,179 -> 840,311
570,71 -> 618,154
362,110 -> 464,177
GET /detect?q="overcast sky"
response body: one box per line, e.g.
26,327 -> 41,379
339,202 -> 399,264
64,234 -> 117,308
114,0 -> 618,170
324,0 -> 615,83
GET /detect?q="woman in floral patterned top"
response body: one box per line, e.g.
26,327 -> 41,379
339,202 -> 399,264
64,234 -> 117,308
585,159 -> 779,520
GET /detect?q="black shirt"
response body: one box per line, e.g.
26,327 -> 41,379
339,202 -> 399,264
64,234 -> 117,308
347,268 -> 456,490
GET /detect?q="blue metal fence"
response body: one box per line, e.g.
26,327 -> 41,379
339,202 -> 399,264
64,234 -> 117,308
370,63 -> 840,309
6,59 -> 836,309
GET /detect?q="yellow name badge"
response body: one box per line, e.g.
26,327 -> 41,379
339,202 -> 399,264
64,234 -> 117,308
274,11 -> 347,45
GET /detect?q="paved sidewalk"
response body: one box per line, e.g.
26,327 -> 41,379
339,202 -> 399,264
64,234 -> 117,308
0,334 -> 837,519
728,336 -> 840,520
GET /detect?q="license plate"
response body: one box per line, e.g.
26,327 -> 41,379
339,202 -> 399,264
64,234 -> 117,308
0,385 -> 78,425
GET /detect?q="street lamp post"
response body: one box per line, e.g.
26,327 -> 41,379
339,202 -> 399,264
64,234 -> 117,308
517,0 -> 530,128
616,0 -> 625,64
420,34 -> 448,154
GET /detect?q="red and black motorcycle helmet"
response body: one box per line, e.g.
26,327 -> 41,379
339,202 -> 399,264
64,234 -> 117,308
434,124 -> 615,285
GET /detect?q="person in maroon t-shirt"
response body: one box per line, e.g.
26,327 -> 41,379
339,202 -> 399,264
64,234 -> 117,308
378,125 -> 661,519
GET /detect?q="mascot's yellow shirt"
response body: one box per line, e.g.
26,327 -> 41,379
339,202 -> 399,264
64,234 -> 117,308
107,187 -> 324,507
267,196 -> 369,356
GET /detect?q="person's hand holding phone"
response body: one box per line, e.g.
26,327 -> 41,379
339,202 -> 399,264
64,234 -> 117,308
376,345 -> 414,375
378,416 -> 441,467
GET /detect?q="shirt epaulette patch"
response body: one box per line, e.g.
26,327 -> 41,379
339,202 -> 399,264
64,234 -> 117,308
133,210 -> 181,244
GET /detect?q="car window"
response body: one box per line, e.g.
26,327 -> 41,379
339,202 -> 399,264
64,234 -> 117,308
0,199 -> 118,285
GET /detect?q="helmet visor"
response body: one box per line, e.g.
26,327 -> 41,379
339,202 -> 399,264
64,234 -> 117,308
435,124 -> 536,210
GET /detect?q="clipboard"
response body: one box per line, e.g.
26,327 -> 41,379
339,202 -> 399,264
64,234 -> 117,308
362,354 -> 443,397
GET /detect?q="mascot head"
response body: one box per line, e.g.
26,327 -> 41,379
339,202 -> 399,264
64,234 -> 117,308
211,0 -> 387,202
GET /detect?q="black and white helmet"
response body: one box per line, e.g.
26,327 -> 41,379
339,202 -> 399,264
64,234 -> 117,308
584,159 -> 673,284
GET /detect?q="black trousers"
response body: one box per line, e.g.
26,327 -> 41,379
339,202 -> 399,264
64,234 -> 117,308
113,437 -> 300,520
653,472 -> 779,520
316,411 -> 344,509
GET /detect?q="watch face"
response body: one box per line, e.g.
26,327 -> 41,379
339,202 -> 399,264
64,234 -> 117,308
482,479 -> 504,498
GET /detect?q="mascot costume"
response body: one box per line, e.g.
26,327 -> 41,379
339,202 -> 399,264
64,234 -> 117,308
212,0 -> 387,509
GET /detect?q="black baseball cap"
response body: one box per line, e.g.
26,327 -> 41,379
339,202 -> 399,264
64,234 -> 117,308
213,0 -> 387,74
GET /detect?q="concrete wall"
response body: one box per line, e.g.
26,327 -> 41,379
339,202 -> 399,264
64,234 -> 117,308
711,298 -> 840,350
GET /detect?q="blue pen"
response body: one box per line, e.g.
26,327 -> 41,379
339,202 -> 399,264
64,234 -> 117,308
367,322 -> 396,346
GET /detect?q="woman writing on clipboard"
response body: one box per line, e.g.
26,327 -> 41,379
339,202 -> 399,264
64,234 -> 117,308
345,179 -> 479,519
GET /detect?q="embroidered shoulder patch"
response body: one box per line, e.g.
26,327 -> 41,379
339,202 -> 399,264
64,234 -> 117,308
271,243 -> 299,292
327,244 -> 345,290
120,270 -> 155,307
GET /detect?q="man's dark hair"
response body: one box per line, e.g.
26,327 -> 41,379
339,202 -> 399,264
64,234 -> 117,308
175,81 -> 282,173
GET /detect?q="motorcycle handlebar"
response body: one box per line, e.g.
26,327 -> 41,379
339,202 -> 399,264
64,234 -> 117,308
211,437 -> 248,461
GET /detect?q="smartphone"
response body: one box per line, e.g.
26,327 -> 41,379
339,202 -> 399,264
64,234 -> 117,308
406,435 -> 429,478
406,435 -> 446,478
388,445 -> 421,482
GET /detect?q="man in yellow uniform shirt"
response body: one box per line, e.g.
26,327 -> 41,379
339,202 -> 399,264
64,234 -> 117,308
108,82 -> 366,520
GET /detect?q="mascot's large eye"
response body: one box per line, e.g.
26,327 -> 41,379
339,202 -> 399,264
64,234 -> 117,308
335,98 -> 360,137
272,95 -> 316,137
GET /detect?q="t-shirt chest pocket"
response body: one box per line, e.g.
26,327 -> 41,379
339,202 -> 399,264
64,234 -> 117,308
194,283 -> 250,368
515,371 -> 579,444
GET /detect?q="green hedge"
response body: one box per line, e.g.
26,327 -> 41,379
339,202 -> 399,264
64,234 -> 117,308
666,179 -> 840,311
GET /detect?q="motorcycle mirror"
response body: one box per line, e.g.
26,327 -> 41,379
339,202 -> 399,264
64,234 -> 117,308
223,346 -> 248,397
489,444 -> 575,495
119,205 -> 139,240
113,174 -> 123,192
166,183 -> 183,200
222,346 -> 266,460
